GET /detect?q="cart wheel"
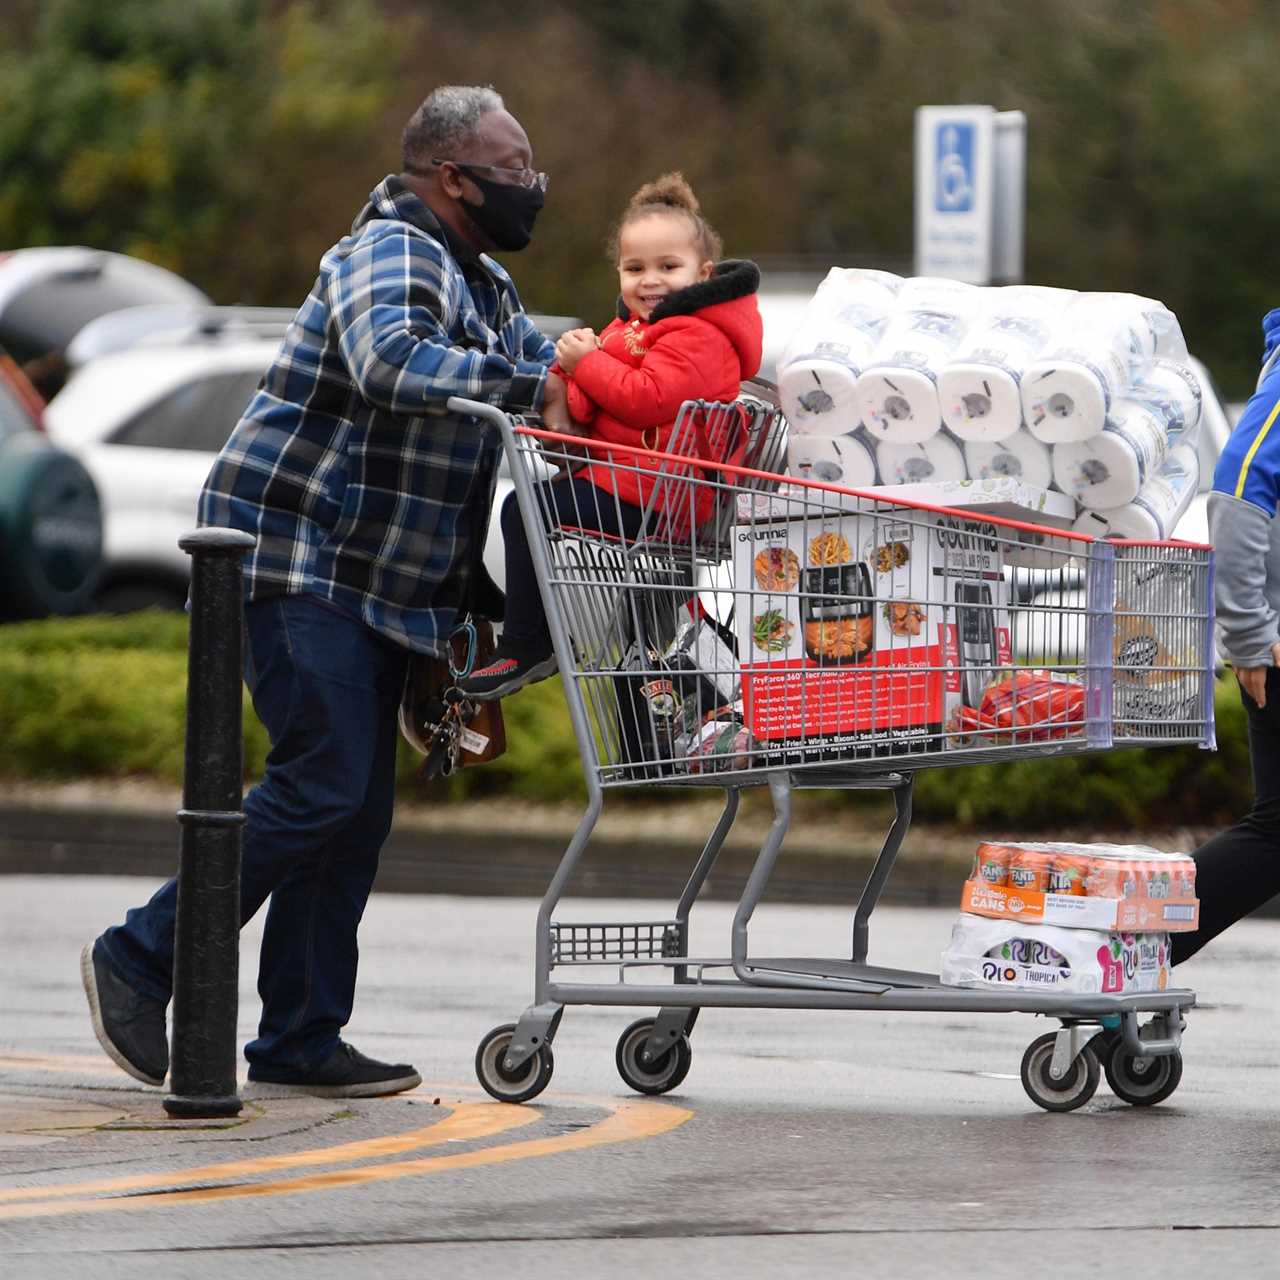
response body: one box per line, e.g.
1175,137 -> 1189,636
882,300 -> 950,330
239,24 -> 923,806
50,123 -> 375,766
1020,1032 -> 1100,1113
475,1023 -> 554,1104
615,1018 -> 692,1096
1104,1043 -> 1183,1107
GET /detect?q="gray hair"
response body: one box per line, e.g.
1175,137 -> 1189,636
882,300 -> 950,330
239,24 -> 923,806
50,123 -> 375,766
402,86 -> 505,171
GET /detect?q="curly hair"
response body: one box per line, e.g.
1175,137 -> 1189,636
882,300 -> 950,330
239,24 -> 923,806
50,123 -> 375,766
609,171 -> 723,264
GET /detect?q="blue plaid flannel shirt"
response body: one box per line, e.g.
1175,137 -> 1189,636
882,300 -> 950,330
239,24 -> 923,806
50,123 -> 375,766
198,175 -> 554,656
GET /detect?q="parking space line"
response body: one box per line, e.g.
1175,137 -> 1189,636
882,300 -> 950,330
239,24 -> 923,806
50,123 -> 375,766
0,1095 -> 692,1222
0,1100 -> 537,1204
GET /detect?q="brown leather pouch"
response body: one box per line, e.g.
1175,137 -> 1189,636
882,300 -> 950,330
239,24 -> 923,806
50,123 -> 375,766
398,619 -> 506,778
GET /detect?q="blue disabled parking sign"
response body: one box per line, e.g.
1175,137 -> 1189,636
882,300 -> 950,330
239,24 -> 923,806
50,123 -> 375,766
935,122 -> 974,213
915,105 -> 1015,283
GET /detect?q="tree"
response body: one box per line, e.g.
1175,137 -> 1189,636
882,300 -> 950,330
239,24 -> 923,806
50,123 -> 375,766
0,0 -> 402,303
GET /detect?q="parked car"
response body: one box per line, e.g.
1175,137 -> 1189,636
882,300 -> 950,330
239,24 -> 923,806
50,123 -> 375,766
44,336 -> 278,610
0,247 -> 209,398
44,312 -> 584,610
0,351 -> 103,620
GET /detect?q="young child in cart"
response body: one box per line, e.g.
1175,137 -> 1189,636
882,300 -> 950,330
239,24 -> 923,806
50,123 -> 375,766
460,171 -> 763,699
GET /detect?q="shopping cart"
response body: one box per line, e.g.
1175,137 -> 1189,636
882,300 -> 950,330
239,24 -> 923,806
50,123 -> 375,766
448,390 -> 1215,1113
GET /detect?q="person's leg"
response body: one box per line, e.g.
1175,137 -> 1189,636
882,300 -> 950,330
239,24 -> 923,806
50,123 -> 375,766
245,618 -> 406,1074
1173,669 -> 1280,964
464,479 -> 646,698
497,488 -> 550,652
97,594 -> 341,1000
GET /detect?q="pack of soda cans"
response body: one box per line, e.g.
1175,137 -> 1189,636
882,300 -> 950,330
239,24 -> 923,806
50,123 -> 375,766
940,840 -> 1199,996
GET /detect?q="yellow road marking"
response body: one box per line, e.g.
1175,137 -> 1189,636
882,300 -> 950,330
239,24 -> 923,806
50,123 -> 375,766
0,1101 -> 535,1204
0,1096 -> 691,1222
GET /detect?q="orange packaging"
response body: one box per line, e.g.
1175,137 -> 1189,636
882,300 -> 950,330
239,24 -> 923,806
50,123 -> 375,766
1174,858 -> 1196,898
974,843 -> 1012,887
1009,848 -> 1056,892
1084,857 -> 1139,900
1142,860 -> 1177,901
1048,852 -> 1090,897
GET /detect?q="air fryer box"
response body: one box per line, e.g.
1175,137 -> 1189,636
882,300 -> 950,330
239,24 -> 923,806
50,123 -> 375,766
733,501 -> 1012,758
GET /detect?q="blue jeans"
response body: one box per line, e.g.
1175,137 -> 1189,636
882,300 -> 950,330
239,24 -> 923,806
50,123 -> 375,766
100,595 -> 409,1072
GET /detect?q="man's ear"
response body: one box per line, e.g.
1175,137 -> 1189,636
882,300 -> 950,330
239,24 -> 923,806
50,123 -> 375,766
698,260 -> 714,282
437,161 -> 466,199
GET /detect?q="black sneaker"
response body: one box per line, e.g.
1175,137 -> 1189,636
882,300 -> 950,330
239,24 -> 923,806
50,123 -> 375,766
456,643 -> 557,701
80,939 -> 168,1087
247,1042 -> 422,1098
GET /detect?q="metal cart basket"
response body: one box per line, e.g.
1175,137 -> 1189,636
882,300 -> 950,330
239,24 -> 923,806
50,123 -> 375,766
450,390 -> 1215,1113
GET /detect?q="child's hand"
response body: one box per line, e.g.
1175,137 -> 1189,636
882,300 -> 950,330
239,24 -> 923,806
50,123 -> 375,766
555,327 -> 598,374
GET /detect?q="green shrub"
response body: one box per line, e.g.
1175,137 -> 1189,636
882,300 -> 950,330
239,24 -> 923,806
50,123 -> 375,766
0,612 -> 1256,831
0,611 -> 268,784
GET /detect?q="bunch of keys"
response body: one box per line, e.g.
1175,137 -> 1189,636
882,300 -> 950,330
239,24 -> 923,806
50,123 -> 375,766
422,694 -> 490,779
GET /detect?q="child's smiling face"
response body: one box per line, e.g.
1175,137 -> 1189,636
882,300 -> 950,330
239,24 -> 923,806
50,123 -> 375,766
617,213 -> 713,321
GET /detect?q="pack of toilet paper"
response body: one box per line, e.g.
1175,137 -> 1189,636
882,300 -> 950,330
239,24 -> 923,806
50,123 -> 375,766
777,268 -> 903,438
775,278 -> 1202,541
939,286 -> 1074,443
1022,293 -> 1188,444
857,277 -> 981,445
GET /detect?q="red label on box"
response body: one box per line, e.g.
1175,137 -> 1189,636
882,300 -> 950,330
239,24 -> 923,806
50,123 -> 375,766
742,645 -> 944,740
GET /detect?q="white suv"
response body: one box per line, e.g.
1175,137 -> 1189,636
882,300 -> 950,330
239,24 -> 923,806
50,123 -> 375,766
44,314 -> 581,611
44,338 -> 279,609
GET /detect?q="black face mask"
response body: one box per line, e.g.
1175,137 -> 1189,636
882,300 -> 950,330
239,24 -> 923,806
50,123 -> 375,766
458,168 -> 543,252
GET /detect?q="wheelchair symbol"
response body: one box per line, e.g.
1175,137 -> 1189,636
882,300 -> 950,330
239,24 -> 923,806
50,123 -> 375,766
936,123 -> 973,212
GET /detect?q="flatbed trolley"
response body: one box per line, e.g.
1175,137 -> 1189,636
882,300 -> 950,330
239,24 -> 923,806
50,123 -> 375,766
449,391 -> 1214,1113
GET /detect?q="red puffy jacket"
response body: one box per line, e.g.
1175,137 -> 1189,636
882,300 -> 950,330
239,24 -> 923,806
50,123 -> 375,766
563,259 -> 763,514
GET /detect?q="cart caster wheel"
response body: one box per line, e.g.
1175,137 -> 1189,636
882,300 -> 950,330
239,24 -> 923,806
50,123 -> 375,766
1104,1043 -> 1183,1107
1020,1032 -> 1100,1113
615,1018 -> 692,1096
475,1023 -> 554,1104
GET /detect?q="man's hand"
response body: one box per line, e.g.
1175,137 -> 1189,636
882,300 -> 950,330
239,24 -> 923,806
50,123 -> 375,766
1234,641 -> 1280,707
554,328 -> 598,374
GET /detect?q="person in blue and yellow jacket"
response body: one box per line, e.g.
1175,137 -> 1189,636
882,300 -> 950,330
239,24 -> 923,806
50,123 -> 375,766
1174,309 -> 1280,964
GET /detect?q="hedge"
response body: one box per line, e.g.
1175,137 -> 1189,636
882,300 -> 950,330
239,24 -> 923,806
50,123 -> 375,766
0,611 -> 1251,830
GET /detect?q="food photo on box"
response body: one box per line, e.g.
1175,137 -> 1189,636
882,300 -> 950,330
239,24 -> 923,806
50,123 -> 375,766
732,503 -> 1018,760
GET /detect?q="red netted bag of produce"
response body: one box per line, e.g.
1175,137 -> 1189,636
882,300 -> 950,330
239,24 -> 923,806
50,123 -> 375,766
958,670 -> 1085,742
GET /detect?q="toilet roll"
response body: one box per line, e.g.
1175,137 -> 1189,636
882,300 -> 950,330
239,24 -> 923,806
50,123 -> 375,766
939,286 -> 1074,442
778,268 -> 902,436
1051,399 -> 1171,511
857,277 -> 979,444
938,364 -> 1023,442
786,430 -> 878,489
1023,293 -> 1176,444
1073,442 -> 1200,541
876,430 -> 968,487
778,360 -> 863,437
1128,359 -> 1203,441
963,429 -> 1054,490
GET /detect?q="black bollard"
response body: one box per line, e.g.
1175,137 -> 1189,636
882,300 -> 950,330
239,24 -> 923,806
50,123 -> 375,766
164,528 -> 256,1119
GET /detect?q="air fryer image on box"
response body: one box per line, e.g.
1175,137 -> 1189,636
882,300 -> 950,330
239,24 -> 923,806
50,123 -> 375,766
800,562 -> 875,664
